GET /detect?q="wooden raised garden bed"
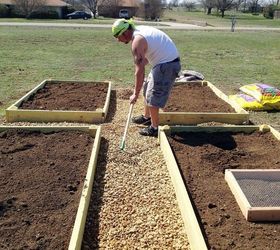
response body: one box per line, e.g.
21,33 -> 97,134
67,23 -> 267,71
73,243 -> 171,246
225,169 -> 280,222
5,79 -> 111,123
159,81 -> 249,125
159,125 -> 280,250
0,125 -> 101,249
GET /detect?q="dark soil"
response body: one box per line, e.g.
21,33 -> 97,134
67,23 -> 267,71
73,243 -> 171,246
164,83 -> 235,113
0,129 -> 94,249
168,131 -> 280,250
2,85 -> 280,249
20,82 -> 108,111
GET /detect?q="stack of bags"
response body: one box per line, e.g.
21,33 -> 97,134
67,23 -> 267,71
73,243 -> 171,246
229,83 -> 280,111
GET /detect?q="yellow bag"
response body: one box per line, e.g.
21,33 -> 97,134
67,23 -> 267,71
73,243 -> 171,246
229,93 -> 273,111
240,83 -> 280,109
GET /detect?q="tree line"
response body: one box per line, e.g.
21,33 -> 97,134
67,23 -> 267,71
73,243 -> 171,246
168,0 -> 280,18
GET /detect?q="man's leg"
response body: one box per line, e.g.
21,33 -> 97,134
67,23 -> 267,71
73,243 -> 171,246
131,101 -> 151,125
144,103 -> 150,118
138,105 -> 159,137
139,62 -> 181,137
149,106 -> 159,128
131,78 -> 152,125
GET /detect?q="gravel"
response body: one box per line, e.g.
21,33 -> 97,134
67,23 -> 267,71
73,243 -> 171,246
0,88 -> 190,249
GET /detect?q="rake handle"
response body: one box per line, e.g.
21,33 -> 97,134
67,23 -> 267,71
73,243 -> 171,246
120,103 -> 134,149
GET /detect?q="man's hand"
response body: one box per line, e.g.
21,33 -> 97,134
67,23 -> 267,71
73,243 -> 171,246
130,93 -> 138,104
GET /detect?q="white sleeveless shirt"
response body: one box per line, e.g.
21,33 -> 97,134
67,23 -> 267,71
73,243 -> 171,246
133,26 -> 179,67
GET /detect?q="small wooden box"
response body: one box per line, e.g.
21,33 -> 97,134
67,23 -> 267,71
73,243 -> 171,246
225,169 -> 280,222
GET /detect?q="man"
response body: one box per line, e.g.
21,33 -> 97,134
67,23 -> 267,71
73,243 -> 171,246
112,19 -> 181,137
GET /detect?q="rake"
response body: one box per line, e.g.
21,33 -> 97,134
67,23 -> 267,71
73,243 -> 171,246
120,103 -> 134,150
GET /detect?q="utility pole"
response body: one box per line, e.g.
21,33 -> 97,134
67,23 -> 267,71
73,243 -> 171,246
231,16 -> 236,32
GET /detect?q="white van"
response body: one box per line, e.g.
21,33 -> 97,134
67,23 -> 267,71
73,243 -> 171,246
119,9 -> 129,19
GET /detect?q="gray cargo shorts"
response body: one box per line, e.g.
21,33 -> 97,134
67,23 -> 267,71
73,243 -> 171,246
143,60 -> 181,108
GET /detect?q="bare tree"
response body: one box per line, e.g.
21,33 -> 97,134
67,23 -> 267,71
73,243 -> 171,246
96,0 -> 118,17
162,0 -> 167,7
12,0 -> 46,18
169,0 -> 179,7
266,0 -> 280,5
243,0 -> 247,11
181,1 -> 196,11
80,0 -> 105,18
199,0 -> 216,15
234,0 -> 245,10
144,0 -> 163,20
247,0 -> 261,13
216,0 -> 236,17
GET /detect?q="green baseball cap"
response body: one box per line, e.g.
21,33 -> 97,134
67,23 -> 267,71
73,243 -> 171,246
112,19 -> 135,37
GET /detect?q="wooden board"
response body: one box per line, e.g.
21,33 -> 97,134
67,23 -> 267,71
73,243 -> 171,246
159,125 -> 208,250
5,79 -> 111,123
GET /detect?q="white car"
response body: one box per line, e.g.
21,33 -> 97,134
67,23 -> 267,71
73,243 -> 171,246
119,9 -> 129,19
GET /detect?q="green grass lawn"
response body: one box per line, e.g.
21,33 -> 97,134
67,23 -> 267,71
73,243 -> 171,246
162,8 -> 280,27
0,26 -> 280,119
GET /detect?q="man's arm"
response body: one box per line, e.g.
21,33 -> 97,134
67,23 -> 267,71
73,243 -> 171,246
130,35 -> 148,104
